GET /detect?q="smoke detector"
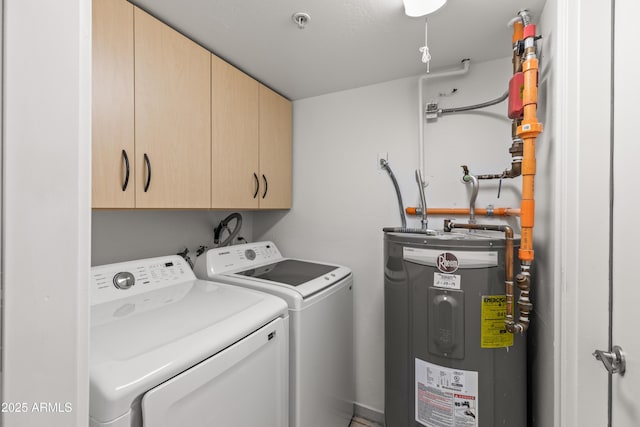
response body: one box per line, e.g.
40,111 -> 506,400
292,12 -> 311,29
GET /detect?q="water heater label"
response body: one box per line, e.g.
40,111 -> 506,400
403,247 -> 498,269
415,358 -> 478,427
433,272 -> 461,290
480,295 -> 514,348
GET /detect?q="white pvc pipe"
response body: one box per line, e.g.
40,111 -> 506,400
417,59 -> 471,182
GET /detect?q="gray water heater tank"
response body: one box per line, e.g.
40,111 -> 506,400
384,231 -> 526,427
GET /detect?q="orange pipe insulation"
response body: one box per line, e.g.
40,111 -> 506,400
405,207 -> 520,217
517,44 -> 543,263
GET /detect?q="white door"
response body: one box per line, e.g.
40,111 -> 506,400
610,0 -> 640,423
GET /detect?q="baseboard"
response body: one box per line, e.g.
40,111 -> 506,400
353,402 -> 385,426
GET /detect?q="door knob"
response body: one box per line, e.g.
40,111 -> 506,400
593,345 -> 626,376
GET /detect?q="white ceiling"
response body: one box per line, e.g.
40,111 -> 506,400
129,0 -> 547,100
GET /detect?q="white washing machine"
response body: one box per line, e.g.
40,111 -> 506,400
193,241 -> 354,427
90,255 -> 289,427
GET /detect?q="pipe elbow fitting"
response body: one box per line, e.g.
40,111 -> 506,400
516,273 -> 531,290
505,321 -> 525,335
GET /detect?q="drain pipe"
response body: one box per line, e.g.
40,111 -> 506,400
418,59 -> 471,179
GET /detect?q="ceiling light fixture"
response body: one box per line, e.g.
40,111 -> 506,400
403,0 -> 447,17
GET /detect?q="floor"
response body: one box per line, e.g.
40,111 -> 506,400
349,416 -> 384,427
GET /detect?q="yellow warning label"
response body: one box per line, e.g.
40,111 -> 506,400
481,295 -> 513,348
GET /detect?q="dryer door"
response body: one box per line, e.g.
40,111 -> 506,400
141,317 -> 288,427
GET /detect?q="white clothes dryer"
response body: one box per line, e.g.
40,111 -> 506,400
193,242 -> 354,427
90,255 -> 289,427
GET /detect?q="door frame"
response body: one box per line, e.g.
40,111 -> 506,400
556,0 -> 612,425
1,1 -> 91,425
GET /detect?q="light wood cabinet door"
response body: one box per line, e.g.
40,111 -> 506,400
259,85 -> 292,209
134,8 -> 211,208
92,0 -> 134,208
211,55 -> 260,209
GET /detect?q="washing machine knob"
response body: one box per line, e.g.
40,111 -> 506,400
245,249 -> 256,260
113,272 -> 135,290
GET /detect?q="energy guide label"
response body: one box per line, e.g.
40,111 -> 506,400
480,295 -> 513,348
415,358 -> 478,427
433,272 -> 461,290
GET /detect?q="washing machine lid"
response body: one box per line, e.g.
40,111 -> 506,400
230,258 -> 350,298
89,257 -> 288,424
194,242 -> 351,299
237,259 -> 338,285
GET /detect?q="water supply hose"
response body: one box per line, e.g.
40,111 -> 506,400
415,169 -> 429,230
382,227 -> 437,235
380,159 -> 407,228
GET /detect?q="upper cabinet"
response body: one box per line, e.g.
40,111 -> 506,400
92,0 -> 291,210
259,85 -> 293,209
134,8 -> 211,209
92,0 -> 135,208
210,56 -> 293,210
211,55 -> 260,209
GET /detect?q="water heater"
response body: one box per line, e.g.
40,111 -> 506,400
384,231 -> 526,427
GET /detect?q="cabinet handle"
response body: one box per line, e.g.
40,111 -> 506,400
262,174 -> 268,199
253,173 -> 259,199
121,149 -> 130,192
143,153 -> 152,192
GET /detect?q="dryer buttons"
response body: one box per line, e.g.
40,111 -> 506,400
245,249 -> 257,261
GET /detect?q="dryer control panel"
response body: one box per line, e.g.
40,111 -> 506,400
91,255 -> 194,306
194,241 -> 283,276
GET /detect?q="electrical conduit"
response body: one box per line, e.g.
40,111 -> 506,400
418,59 -> 471,180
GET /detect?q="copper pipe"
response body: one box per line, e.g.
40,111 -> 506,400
443,220 -> 528,334
406,207 -> 520,217
469,135 -> 523,181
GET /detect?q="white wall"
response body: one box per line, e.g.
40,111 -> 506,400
2,1 -> 91,426
253,56 -> 530,415
529,1 -> 557,425
92,211 -> 254,266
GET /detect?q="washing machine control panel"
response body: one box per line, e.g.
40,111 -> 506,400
205,241 -> 283,274
91,255 -> 195,306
